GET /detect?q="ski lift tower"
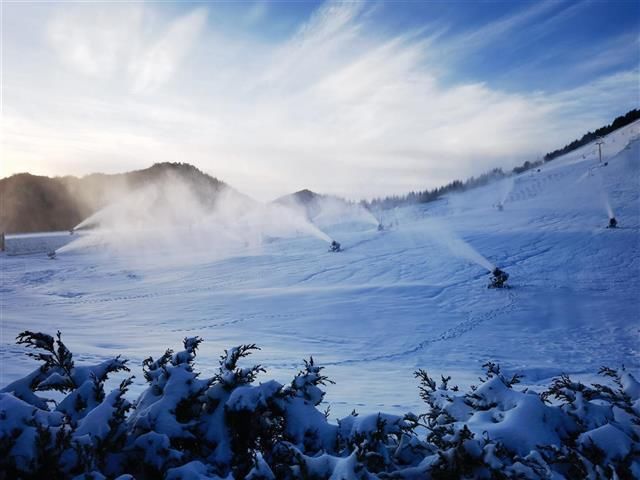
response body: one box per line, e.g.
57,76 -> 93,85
595,137 -> 605,164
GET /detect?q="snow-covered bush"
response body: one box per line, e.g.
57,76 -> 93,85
1,330 -> 638,479
0,331 -> 131,478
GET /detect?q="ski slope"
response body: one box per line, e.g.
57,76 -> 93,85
2,122 -> 639,417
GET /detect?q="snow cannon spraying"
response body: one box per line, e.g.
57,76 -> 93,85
488,267 -> 509,289
329,240 -> 342,252
607,217 -> 618,229
377,223 -> 384,232
47,250 -> 57,260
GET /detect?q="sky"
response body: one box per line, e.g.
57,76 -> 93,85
1,0 -> 638,201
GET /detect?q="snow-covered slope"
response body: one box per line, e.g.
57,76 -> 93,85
2,121 -> 639,417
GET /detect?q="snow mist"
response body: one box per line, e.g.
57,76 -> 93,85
498,176 -> 515,207
597,173 -> 615,220
57,173 -> 334,260
287,195 -> 380,230
423,217 -> 495,272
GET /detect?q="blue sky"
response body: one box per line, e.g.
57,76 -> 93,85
175,0 -> 640,91
2,0 -> 638,199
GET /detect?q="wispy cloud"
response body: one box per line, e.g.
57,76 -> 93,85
128,7 -> 208,94
46,4 -> 208,93
439,0 -> 560,57
524,0 -> 592,42
569,32 -> 640,77
47,5 -> 143,77
2,1 -> 637,200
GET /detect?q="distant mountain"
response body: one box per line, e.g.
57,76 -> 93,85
273,188 -> 366,224
274,189 -> 324,208
274,189 -> 331,219
0,163 -> 229,234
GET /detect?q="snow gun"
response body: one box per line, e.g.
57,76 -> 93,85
488,267 -> 509,289
329,240 -> 342,253
607,217 -> 618,229
47,250 -> 57,259
377,223 -> 384,232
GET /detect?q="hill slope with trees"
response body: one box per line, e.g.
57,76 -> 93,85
0,163 -> 228,234
366,107 -> 639,209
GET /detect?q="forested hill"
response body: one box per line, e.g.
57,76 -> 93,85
367,107 -> 640,209
0,163 -> 227,234
544,108 -> 639,161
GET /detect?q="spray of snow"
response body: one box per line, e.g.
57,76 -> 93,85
57,173 -> 333,259
360,207 -> 381,227
302,196 -> 380,229
423,217 -> 495,272
236,200 -> 333,244
498,176 -> 515,207
573,164 -> 615,221
591,168 -> 615,219
593,164 -> 615,220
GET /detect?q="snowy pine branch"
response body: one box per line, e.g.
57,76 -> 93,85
2,330 -> 639,479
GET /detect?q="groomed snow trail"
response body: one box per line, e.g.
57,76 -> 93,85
2,122 -> 639,416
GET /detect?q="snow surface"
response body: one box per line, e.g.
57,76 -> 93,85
1,121 -> 639,418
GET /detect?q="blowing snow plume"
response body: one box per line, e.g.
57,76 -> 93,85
57,172 -> 333,262
313,198 -> 379,229
496,176 -> 515,211
222,190 -> 333,245
423,217 -> 495,272
276,190 -> 379,230
577,166 -> 617,227
595,170 -> 616,226
423,218 -> 510,288
56,173 -> 223,258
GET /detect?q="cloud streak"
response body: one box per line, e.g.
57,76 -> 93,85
46,4 -> 208,93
